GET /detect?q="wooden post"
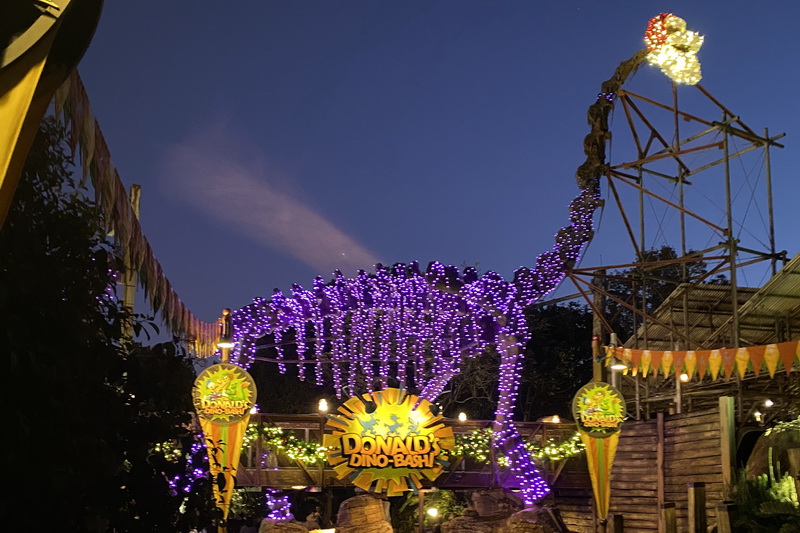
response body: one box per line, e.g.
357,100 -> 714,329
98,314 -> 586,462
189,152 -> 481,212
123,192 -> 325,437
719,397 -> 736,498
489,432 -> 498,488
788,447 -> 800,500
661,503 -> 676,533
592,270 -> 607,383
319,412 -> 326,488
715,502 -> 737,533
657,412 -> 665,533
418,490 -> 425,533
687,482 -> 707,532
325,489 -> 334,530
609,514 -> 623,533
121,184 -> 141,340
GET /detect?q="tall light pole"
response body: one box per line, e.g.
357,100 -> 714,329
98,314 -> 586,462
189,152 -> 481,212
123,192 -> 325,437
217,308 -> 234,363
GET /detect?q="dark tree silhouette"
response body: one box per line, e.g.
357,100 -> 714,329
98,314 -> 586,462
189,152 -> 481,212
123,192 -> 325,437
2,117 -> 213,531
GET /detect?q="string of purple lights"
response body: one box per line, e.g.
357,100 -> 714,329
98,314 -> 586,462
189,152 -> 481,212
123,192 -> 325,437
228,51 -> 646,506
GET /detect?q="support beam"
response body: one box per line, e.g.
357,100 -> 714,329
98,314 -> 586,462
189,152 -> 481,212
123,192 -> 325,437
719,397 -> 736,498
687,482 -> 707,533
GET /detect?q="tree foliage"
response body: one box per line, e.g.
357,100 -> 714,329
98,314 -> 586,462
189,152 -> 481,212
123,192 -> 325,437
2,117 -> 213,531
519,303 -> 593,420
440,303 -> 593,422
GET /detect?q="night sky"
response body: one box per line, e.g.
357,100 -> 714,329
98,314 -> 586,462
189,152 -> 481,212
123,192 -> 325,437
76,1 -> 800,324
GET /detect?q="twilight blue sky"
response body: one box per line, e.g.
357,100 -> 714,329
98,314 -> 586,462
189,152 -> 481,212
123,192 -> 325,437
77,1 -> 800,323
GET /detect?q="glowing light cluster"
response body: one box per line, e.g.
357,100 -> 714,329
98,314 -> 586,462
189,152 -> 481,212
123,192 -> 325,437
265,489 -> 293,521
453,428 -> 585,464
645,13 -> 703,85
151,436 -> 210,498
242,424 -> 328,464
231,262 -> 516,391
152,440 -> 183,463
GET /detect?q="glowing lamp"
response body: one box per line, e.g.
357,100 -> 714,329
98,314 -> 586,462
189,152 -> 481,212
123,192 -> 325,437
427,508 -> 439,518
763,399 -> 774,407
457,412 -> 467,422
217,308 -> 235,348
679,373 -> 689,383
318,398 -> 328,413
610,358 -> 628,371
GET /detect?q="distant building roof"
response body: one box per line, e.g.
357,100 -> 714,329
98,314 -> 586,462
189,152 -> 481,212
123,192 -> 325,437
625,252 -> 800,350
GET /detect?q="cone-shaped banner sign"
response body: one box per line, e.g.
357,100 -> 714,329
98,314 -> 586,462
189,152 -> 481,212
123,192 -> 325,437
193,363 -> 257,520
572,382 -> 625,522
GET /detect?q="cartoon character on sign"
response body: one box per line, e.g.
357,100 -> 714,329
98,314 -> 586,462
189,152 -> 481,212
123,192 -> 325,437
193,364 -> 256,424
206,374 -> 231,400
573,383 -> 624,436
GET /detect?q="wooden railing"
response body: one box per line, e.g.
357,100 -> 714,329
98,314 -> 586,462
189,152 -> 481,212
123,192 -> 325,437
237,414 -> 589,491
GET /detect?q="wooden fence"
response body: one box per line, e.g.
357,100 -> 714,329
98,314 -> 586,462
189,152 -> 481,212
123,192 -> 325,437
557,397 -> 735,532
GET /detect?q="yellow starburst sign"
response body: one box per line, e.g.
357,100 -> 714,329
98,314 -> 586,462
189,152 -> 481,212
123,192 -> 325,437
323,388 -> 455,496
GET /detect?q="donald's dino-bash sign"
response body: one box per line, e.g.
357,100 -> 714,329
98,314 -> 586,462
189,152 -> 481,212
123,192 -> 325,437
572,381 -> 625,523
192,363 -> 257,520
323,388 -> 454,496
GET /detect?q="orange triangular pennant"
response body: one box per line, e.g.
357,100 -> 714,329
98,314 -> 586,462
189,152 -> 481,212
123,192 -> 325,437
721,349 -> 737,381
748,345 -> 766,377
630,349 -> 642,376
650,350 -> 663,377
778,341 -> 796,375
672,350 -> 686,379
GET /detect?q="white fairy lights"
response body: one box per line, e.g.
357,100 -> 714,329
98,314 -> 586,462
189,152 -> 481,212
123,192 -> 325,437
645,13 -> 704,85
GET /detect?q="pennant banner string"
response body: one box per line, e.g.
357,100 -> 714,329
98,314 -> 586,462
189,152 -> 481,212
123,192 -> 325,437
54,71 -> 217,357
605,340 -> 799,380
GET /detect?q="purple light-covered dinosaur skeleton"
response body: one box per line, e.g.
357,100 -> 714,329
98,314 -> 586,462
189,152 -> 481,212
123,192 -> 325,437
229,51 -> 647,505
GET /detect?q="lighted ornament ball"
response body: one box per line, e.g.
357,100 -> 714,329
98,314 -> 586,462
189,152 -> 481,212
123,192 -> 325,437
644,13 -> 674,51
644,13 -> 704,85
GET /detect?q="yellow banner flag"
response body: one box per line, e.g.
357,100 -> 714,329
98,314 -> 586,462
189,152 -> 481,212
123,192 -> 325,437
579,431 -> 620,520
193,364 -> 257,519
572,382 -> 624,522
198,416 -> 251,519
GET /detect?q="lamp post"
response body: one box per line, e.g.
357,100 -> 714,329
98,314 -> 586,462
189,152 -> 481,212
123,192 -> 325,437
212,308 -> 235,533
318,399 -> 328,489
217,308 -> 234,363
